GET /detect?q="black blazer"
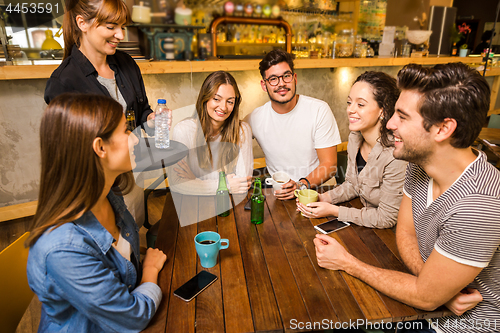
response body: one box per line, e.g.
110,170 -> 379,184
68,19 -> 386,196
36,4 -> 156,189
44,45 -> 153,125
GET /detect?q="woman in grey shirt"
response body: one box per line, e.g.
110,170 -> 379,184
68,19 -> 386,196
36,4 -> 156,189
297,71 -> 407,228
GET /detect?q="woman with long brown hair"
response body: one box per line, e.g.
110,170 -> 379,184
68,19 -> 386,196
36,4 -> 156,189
297,71 -> 407,228
168,71 -> 253,195
26,94 -> 166,333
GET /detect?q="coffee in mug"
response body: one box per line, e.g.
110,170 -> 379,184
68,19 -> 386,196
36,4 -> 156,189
265,171 -> 291,192
194,231 -> 229,268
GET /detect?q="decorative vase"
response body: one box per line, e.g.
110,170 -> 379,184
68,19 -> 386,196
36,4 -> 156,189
459,48 -> 468,57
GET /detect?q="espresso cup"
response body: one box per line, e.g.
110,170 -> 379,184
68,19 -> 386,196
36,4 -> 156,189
265,171 -> 291,192
294,189 -> 319,216
194,231 -> 229,268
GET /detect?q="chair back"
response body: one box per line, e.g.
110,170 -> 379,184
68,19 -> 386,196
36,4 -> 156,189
335,151 -> 348,185
488,114 -> 500,129
0,232 -> 34,333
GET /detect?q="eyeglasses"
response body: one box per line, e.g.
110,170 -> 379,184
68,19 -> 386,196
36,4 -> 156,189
264,73 -> 294,86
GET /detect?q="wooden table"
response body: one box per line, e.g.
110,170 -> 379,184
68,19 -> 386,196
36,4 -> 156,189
478,128 -> 500,165
143,188 -> 451,333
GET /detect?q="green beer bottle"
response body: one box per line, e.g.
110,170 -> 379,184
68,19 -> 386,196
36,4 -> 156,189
251,178 -> 265,224
216,171 -> 230,217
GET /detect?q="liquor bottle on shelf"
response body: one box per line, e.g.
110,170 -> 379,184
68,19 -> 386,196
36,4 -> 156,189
256,26 -> 263,43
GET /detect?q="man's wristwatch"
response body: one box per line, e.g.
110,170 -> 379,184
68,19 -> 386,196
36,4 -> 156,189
297,178 -> 310,190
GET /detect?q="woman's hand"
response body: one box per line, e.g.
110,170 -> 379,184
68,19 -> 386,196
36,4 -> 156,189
296,200 -> 339,218
173,160 -> 196,180
318,192 -> 332,203
146,109 -> 172,129
141,247 -> 167,284
227,174 -> 252,194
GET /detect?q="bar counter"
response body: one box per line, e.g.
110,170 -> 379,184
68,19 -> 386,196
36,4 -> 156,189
0,56 -> 489,81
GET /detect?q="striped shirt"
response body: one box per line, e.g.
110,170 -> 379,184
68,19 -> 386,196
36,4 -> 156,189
404,150 -> 500,333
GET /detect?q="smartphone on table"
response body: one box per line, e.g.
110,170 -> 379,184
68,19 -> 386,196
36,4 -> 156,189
173,270 -> 218,302
314,218 -> 350,234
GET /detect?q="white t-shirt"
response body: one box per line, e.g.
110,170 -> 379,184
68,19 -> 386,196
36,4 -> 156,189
168,118 -> 253,195
111,233 -> 132,261
245,95 -> 341,181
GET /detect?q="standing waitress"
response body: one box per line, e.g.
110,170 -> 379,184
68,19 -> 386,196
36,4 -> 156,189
45,0 -> 157,127
45,0 -> 172,227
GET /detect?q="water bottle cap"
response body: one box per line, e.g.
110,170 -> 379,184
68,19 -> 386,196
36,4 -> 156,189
157,99 -> 166,104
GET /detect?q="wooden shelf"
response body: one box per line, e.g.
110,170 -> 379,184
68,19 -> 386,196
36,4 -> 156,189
0,56 -> 488,80
217,42 -> 285,47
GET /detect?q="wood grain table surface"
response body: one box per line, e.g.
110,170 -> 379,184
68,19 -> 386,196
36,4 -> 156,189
142,187 -> 451,333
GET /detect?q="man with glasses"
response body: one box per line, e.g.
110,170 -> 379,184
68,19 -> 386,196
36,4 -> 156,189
245,49 -> 341,200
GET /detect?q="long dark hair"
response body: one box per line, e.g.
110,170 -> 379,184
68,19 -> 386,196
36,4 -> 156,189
195,71 -> 245,172
353,71 -> 400,147
27,93 -> 132,247
63,0 -> 130,59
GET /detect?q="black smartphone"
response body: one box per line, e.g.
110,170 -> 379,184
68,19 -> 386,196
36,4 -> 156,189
173,271 -> 218,302
314,218 -> 350,234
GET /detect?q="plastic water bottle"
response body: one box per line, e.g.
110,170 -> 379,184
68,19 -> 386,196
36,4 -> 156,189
155,99 -> 170,149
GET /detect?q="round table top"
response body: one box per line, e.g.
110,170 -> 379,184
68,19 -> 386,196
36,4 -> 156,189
133,134 -> 188,173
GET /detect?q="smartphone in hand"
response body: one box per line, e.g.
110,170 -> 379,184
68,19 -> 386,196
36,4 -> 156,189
173,270 -> 218,302
314,218 -> 350,234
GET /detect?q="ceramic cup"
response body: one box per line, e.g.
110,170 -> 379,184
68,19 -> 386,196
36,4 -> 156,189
194,231 -> 229,268
265,171 -> 291,192
131,2 -> 151,24
294,189 -> 319,216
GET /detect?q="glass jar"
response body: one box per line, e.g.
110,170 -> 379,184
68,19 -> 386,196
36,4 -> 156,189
353,44 -> 361,58
337,29 -> 354,58
366,46 -> 375,58
360,42 -> 368,58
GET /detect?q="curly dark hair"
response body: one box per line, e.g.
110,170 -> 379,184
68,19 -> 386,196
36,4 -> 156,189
353,71 -> 400,147
259,49 -> 295,79
397,63 -> 490,148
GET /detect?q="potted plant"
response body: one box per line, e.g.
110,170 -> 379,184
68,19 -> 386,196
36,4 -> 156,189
459,43 -> 469,57
457,22 -> 471,57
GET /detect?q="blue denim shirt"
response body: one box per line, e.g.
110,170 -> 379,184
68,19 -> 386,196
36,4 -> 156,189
27,191 -> 162,333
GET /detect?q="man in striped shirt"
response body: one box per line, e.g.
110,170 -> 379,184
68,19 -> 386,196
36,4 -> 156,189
314,63 -> 500,333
